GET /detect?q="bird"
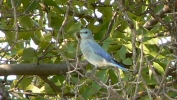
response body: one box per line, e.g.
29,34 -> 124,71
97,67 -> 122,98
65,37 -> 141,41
79,28 -> 129,72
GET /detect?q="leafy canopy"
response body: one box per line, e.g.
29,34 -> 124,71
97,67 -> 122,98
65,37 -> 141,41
0,0 -> 176,100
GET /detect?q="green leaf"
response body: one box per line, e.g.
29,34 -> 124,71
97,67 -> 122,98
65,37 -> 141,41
17,76 -> 33,89
153,62 -> 164,74
44,0 -> 59,8
26,85 -> 44,93
67,22 -> 81,35
51,57 -> 57,63
43,83 -> 55,94
24,0 -> 40,13
31,31 -> 44,45
81,86 -> 92,99
102,38 -> 111,51
143,44 -> 159,57
21,48 -> 36,61
113,20 -> 128,38
142,72 -> 157,85
21,0 -> 30,9
93,22 -> 108,40
144,38 -> 159,45
18,32 -> 32,40
91,82 -> 101,93
50,16 -> 64,29
97,7 -> 112,20
44,0 -> 64,13
119,46 -> 127,59
123,58 -> 132,65
19,16 -> 34,29
4,31 -> 15,41
96,69 -> 108,82
108,69 -> 118,83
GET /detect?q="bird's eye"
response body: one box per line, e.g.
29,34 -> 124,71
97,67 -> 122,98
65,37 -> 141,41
84,31 -> 88,34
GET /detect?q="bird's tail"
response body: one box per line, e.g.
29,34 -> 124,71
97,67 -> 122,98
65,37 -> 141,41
112,60 -> 129,72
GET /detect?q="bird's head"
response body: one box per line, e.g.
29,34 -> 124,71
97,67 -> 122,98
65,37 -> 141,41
79,28 -> 93,39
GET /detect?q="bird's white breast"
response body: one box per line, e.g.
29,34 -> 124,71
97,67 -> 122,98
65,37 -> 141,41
80,39 -> 110,67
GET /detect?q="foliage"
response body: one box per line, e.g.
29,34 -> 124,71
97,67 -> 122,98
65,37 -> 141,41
0,0 -> 176,99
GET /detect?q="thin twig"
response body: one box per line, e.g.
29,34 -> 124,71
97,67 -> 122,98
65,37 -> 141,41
11,0 -> 18,41
133,36 -> 144,100
145,57 -> 160,84
54,0 -> 75,97
86,72 -> 125,100
101,11 -> 118,42
39,76 -> 62,93
156,62 -> 171,95
150,46 -> 164,61
141,77 -> 152,100
163,93 -> 176,100
14,75 -> 25,88
116,0 -> 137,70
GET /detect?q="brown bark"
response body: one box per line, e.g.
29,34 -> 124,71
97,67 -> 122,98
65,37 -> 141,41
0,61 -> 88,76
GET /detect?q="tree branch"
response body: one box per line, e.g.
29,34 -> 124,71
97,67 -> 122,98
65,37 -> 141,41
0,61 -> 88,76
143,5 -> 171,30
39,76 -> 62,93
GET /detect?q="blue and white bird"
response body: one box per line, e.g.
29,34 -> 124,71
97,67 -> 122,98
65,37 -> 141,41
79,28 -> 129,72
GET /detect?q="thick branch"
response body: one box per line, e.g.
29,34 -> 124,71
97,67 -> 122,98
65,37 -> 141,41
0,61 -> 88,76
143,5 -> 171,30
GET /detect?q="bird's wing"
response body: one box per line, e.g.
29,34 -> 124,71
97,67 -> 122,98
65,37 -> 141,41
88,40 -> 113,62
87,40 -> 129,72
